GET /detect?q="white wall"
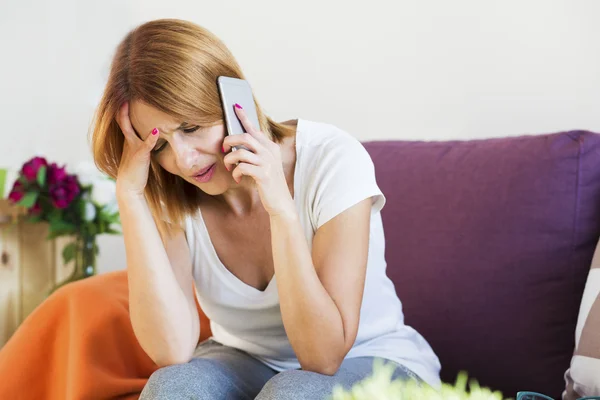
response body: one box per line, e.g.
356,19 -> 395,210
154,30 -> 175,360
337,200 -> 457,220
2,0 -> 599,273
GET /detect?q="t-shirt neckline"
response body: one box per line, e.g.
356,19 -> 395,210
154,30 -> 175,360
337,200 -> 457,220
195,119 -> 305,298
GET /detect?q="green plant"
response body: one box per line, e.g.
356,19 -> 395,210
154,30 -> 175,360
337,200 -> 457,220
329,359 -> 505,400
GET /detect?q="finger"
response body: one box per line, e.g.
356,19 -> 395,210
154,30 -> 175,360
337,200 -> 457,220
117,102 -> 139,143
224,148 -> 262,171
231,162 -> 261,184
223,132 -> 261,154
233,104 -> 258,134
144,127 -> 160,152
234,105 -> 272,146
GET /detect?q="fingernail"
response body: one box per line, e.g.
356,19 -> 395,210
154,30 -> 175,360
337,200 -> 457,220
234,103 -> 243,109
152,128 -> 159,135
222,146 -> 226,153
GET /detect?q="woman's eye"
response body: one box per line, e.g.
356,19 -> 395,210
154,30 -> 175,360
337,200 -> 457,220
183,126 -> 200,133
151,126 -> 199,154
152,142 -> 167,154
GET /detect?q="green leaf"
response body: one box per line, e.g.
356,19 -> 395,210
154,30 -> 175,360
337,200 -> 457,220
88,224 -> 97,236
47,230 -> 73,240
47,231 -> 68,240
50,219 -> 74,231
76,198 -> 86,217
17,192 -> 39,209
47,208 -> 62,223
36,165 -> 47,187
62,242 -> 77,265
28,214 -> 43,223
105,227 -> 122,235
104,212 -> 121,224
48,219 -> 76,239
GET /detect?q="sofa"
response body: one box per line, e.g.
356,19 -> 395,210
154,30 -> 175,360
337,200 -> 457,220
363,130 -> 600,398
1,130 -> 599,399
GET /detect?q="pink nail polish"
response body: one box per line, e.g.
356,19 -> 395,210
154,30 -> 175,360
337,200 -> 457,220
222,146 -> 226,153
234,103 -> 243,109
152,128 -> 158,135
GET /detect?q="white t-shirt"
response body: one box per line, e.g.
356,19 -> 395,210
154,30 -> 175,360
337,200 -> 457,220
185,119 -> 441,388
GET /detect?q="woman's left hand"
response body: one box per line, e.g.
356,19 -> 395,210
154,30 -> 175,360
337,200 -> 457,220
222,105 -> 296,218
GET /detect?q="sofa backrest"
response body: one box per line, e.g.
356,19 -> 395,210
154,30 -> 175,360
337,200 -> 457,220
363,131 -> 600,398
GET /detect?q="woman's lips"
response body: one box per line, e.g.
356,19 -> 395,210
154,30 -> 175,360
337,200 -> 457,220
192,163 -> 216,183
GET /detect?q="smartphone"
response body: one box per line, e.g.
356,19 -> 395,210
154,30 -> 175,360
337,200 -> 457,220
217,76 -> 261,151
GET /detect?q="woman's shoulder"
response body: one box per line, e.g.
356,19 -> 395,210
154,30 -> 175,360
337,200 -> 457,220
293,119 -> 385,228
294,119 -> 376,185
294,118 -> 365,153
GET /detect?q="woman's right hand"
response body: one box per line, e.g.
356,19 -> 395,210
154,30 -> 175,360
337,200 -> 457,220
115,102 -> 160,199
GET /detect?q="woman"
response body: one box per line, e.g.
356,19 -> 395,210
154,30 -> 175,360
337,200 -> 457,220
92,18 -> 441,399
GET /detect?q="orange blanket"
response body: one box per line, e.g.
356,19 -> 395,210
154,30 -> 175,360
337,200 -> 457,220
0,271 -> 211,400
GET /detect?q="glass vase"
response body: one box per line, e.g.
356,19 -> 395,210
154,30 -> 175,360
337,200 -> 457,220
75,234 -> 97,279
51,234 -> 97,294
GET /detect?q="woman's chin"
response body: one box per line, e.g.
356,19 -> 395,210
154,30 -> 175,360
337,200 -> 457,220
190,176 -> 231,196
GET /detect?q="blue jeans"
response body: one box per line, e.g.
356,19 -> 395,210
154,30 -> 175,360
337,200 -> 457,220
140,339 -> 421,399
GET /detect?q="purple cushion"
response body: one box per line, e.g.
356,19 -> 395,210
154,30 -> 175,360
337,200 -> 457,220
364,131 -> 600,398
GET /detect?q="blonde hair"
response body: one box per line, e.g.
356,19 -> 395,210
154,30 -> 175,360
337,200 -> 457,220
91,19 -> 294,236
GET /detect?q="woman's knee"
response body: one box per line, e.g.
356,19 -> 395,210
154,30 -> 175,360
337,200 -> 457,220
140,359 -> 225,400
256,370 -> 327,400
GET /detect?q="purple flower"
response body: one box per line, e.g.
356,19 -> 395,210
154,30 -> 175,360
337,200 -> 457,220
49,175 -> 80,209
8,180 -> 24,203
21,157 -> 48,182
30,202 -> 42,215
47,163 -> 67,185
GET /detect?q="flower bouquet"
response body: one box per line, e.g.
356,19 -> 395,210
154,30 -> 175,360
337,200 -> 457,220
6,156 -> 121,290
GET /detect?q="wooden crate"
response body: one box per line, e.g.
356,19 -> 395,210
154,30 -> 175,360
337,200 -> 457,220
0,199 -> 75,348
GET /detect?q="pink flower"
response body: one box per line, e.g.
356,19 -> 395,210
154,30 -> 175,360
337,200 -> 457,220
50,175 -> 80,209
7,180 -> 24,204
45,163 -> 81,209
47,163 -> 68,185
30,202 -> 42,215
21,157 -> 48,182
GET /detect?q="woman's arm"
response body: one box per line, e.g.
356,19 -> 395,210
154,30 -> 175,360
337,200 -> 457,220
222,106 -> 374,375
113,102 -> 199,367
269,199 -> 372,375
118,193 -> 200,367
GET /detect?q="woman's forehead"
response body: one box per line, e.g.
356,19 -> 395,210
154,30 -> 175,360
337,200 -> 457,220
129,100 -> 182,135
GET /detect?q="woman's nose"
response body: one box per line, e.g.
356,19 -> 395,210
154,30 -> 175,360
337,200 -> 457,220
172,137 -> 199,172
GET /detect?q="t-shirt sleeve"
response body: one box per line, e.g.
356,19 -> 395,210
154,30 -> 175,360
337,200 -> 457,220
310,133 -> 386,231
